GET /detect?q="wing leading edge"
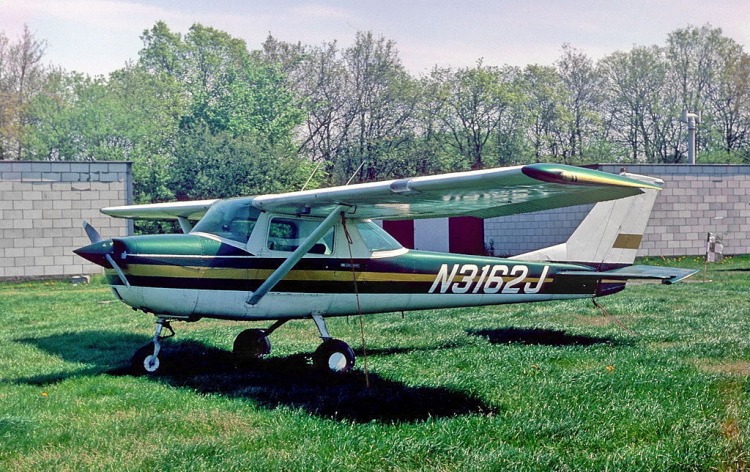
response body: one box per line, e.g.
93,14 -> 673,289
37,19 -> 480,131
100,164 -> 661,222
102,199 -> 217,221
252,163 -> 661,220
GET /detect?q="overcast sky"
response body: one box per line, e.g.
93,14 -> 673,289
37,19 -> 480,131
1,0 -> 749,77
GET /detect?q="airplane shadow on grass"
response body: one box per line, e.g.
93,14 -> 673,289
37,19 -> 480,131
13,330 -> 495,424
468,327 -> 624,346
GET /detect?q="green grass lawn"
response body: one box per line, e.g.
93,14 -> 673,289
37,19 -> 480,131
1,256 -> 748,471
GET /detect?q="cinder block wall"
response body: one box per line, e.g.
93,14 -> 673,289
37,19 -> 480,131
484,205 -> 593,256
484,164 -> 750,257
0,161 -> 131,279
599,164 -> 750,256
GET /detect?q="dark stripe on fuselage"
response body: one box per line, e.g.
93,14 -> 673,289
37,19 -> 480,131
107,253 -> 602,297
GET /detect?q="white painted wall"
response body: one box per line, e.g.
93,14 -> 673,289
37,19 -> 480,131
414,218 -> 449,252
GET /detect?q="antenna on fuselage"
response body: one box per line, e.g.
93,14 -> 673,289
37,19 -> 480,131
300,160 -> 323,192
346,160 -> 367,186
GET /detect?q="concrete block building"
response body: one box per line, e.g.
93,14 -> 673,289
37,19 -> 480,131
385,165 -> 750,258
485,164 -> 750,257
0,161 -> 131,279
1,162 -> 748,280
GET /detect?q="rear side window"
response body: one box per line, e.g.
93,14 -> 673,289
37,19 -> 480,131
267,218 -> 334,255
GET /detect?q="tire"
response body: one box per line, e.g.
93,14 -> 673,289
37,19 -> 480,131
233,329 -> 271,366
131,342 -> 161,376
312,339 -> 355,374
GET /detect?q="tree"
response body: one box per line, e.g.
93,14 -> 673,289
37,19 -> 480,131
667,25 -> 750,158
709,51 -> 750,157
170,123 -> 312,200
556,44 -> 602,162
428,62 -> 519,170
336,32 -> 418,182
521,64 -> 571,162
0,25 -> 46,159
136,22 -> 309,202
597,46 -> 681,162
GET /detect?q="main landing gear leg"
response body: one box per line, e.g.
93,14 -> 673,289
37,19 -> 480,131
311,313 -> 355,374
233,319 -> 288,366
131,318 -> 174,375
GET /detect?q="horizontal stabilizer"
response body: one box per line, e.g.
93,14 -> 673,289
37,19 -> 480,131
558,265 -> 698,285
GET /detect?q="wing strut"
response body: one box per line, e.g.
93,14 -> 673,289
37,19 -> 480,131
246,204 -> 347,306
177,217 -> 193,234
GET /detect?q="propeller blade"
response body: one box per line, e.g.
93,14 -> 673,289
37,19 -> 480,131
83,221 -> 102,243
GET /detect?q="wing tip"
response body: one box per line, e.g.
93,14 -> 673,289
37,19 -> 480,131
522,164 -> 662,191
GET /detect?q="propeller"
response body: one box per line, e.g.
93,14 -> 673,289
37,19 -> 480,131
83,221 -> 103,243
79,221 -> 131,288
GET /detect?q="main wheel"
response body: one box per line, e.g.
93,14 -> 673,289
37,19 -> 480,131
313,339 -> 355,374
131,342 -> 161,375
233,329 -> 271,366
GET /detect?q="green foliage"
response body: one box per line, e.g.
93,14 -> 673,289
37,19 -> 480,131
7,21 -> 750,206
23,22 -> 308,216
1,257 -> 750,469
170,124 -> 312,200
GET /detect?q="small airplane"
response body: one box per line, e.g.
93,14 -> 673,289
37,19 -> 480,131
75,163 -> 697,376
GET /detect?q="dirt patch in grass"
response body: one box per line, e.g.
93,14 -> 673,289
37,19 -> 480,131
646,341 -> 684,351
572,314 -> 614,327
694,359 -> 750,376
715,379 -> 748,471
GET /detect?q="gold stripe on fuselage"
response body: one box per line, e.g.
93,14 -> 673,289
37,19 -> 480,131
124,264 -> 436,283
122,263 -> 552,284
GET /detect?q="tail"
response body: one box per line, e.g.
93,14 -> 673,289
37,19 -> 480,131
511,172 -> 663,269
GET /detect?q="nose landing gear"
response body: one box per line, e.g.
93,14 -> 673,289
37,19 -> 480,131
131,318 -> 174,375
130,315 -> 356,376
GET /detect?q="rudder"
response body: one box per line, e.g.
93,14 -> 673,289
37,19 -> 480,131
511,173 -> 662,268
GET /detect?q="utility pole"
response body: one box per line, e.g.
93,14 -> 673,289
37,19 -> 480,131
681,110 -> 701,164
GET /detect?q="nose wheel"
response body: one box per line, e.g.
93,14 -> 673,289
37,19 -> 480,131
131,318 -> 173,375
132,342 -> 161,374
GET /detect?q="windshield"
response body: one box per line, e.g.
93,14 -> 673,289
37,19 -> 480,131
357,221 -> 403,252
191,199 -> 260,244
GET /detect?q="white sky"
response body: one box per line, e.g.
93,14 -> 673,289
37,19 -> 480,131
1,0 -> 748,77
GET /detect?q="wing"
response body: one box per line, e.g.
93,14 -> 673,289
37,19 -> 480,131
102,199 -> 217,221
100,164 -> 661,222
252,163 -> 662,220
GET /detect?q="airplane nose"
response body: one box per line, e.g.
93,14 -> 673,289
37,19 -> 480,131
74,240 -> 115,267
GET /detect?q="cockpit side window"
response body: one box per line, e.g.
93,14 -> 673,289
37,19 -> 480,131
191,199 -> 260,244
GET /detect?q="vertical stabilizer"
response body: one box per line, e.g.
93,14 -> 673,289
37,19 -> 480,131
511,173 -> 662,268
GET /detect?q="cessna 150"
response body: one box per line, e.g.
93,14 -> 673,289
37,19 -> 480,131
75,163 -> 696,375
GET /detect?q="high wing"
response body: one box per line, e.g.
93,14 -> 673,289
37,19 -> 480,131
102,199 -> 217,220
251,163 -> 661,220
100,164 -> 661,222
